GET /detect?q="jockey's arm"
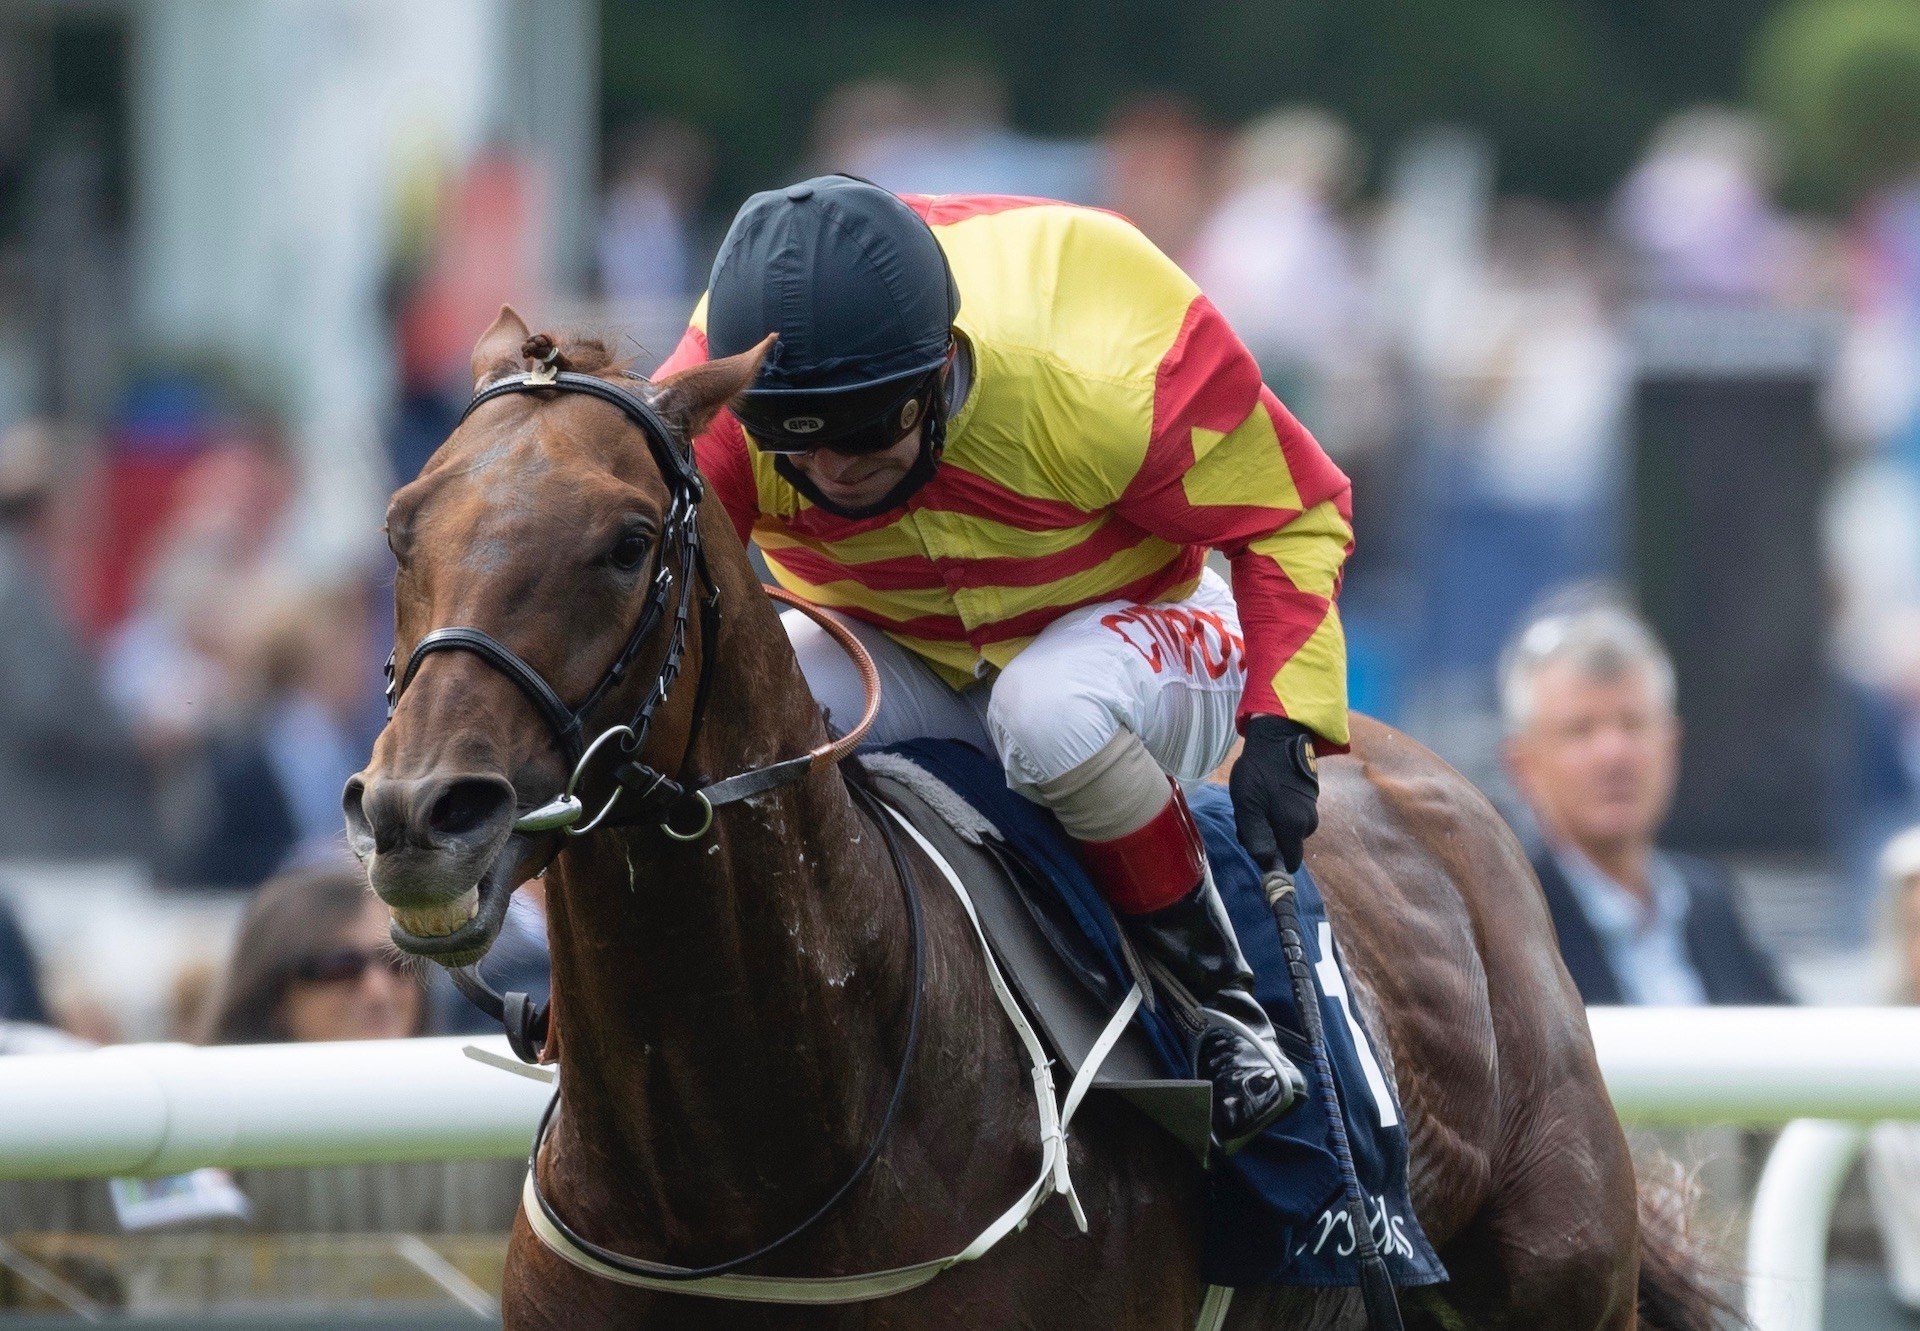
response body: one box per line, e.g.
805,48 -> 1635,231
1111,295 -> 1353,754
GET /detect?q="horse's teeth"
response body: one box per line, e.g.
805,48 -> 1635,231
393,888 -> 478,938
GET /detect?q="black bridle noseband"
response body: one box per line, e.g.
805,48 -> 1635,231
385,364 -> 721,841
382,359 -> 927,1289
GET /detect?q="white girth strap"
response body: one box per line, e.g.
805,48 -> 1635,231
523,798 -> 1242,1315
1197,1281 -> 1236,1329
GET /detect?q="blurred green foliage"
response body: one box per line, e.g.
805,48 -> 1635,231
1754,0 -> 1920,203
604,0 -> 1783,216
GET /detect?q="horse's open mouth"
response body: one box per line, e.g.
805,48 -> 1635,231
392,888 -> 480,940
386,833 -> 544,967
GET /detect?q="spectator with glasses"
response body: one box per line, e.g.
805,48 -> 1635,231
200,864 -> 423,1044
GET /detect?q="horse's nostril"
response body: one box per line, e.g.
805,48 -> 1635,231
427,777 -> 514,841
342,775 -> 375,857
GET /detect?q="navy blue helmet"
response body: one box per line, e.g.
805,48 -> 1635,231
706,176 -> 959,462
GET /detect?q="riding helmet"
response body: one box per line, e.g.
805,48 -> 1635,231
706,176 -> 960,492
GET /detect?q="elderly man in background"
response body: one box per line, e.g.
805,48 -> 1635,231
1501,602 -> 1791,1006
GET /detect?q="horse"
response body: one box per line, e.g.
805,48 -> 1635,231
344,307 -> 1731,1329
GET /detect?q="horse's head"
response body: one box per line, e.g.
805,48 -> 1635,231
343,306 -> 764,965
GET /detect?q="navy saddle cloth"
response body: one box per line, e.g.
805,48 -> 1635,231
875,739 -> 1445,1290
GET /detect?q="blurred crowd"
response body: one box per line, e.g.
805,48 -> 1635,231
594,81 -> 1920,941
3,70 -> 1917,1024
15,65 -> 1920,1303
0,60 -> 1904,918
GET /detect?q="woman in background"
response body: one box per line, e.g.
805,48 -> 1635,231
201,864 -> 421,1045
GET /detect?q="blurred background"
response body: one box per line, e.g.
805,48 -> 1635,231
5,0 -> 1920,1321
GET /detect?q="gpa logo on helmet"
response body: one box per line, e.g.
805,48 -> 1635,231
783,416 -> 826,435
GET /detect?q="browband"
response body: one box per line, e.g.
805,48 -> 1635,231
460,370 -> 703,495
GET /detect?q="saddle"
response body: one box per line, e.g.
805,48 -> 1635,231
863,752 -> 1216,1159
861,738 -> 1447,1292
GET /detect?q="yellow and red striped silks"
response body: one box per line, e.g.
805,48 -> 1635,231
655,194 -> 1353,749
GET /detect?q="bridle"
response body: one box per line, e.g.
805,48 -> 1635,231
384,359 -> 879,844
377,356 -> 1239,1324
384,359 -> 884,1050
383,354 -> 913,1290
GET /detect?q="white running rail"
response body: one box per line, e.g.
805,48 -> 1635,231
1744,1121 -> 1865,1331
0,1008 -> 1912,1328
0,1035 -> 551,1177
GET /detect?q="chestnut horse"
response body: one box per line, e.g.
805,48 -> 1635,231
346,310 -> 1729,1329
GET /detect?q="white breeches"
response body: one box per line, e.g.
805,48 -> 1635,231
782,567 -> 1247,797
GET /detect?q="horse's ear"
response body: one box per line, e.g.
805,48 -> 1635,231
472,306 -> 533,388
650,335 -> 774,438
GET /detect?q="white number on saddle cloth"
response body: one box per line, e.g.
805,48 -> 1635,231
1313,921 -> 1398,1129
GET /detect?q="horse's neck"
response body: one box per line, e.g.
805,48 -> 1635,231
539,574 -> 920,1247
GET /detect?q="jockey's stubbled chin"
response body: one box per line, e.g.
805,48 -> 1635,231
789,429 -> 925,512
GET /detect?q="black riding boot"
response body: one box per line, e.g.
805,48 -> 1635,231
1126,873 -> 1306,1153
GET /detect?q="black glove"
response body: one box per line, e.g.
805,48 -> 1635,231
1229,715 -> 1321,873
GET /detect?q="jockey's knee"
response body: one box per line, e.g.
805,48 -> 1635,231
988,664 -> 1126,793
1030,729 -> 1172,842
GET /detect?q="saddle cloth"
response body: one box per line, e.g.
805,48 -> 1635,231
863,738 -> 1445,1290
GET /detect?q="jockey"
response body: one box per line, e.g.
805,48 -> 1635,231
656,176 -> 1351,1154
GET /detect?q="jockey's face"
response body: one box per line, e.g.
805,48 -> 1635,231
1503,660 -> 1679,863
787,428 -> 924,511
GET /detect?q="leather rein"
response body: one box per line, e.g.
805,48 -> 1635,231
385,361 -> 917,1286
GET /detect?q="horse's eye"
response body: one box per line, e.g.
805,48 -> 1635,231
609,531 -> 650,572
